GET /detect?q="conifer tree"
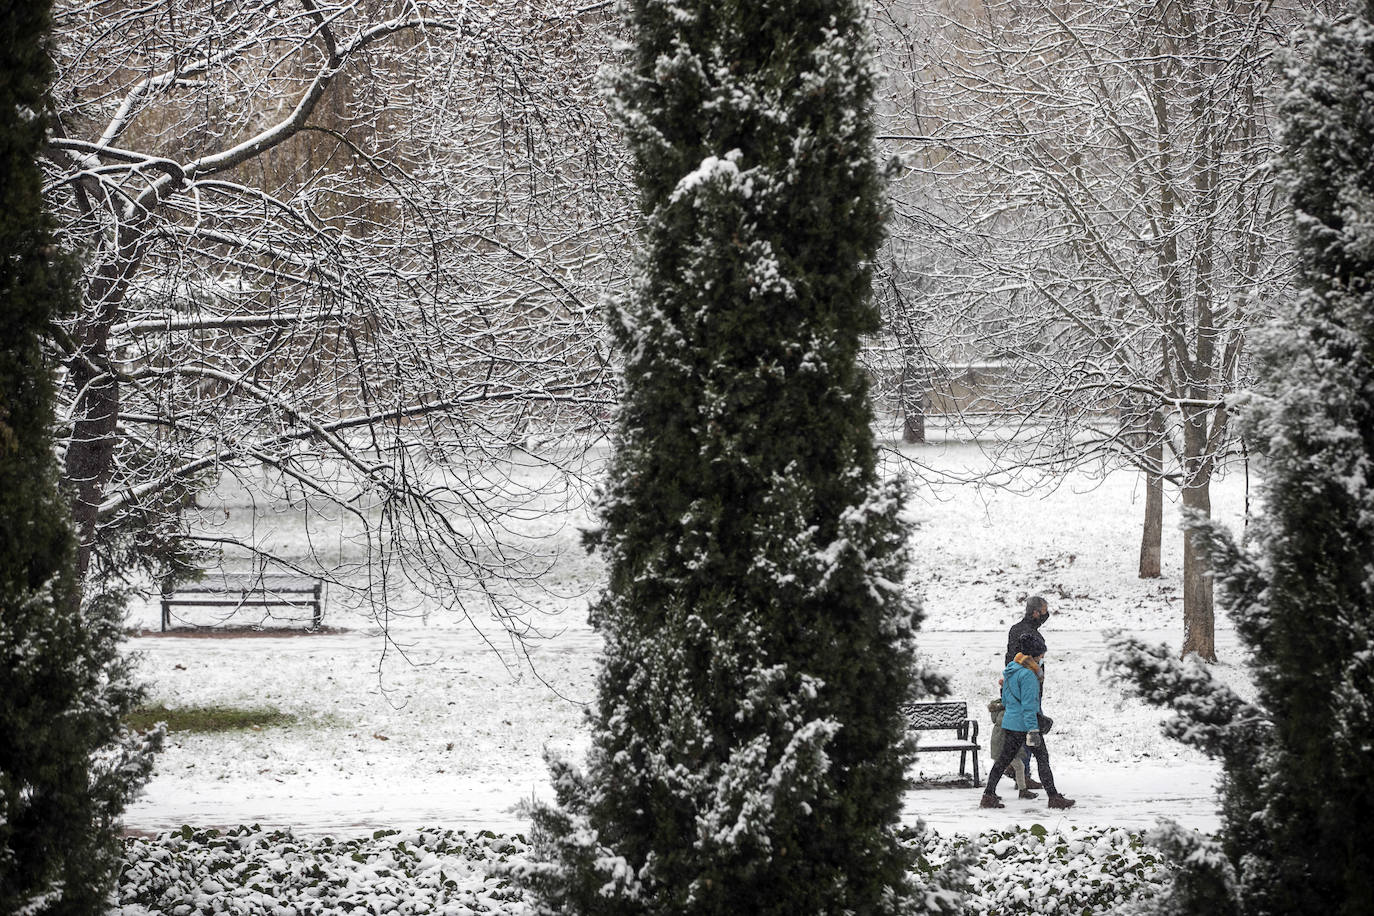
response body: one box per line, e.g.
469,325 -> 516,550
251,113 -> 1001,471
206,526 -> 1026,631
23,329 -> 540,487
518,0 -> 949,912
1107,5 -> 1374,914
1,3 -> 160,913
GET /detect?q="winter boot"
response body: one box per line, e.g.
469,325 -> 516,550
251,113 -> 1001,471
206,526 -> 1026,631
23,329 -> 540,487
1018,788 -> 1038,800
979,793 -> 1005,809
1047,794 -> 1076,810
1024,777 -> 1044,790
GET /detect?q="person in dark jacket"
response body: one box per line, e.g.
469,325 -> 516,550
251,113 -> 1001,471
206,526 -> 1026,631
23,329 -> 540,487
1004,594 -> 1051,786
1005,594 -> 1050,664
980,632 -> 1075,809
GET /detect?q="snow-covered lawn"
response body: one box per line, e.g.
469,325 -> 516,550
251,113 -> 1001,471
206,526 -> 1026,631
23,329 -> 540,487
119,628 -> 1239,837
114,435 -> 1254,911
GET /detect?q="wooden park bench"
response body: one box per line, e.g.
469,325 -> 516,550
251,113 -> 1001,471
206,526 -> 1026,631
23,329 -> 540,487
905,700 -> 982,787
160,571 -> 325,631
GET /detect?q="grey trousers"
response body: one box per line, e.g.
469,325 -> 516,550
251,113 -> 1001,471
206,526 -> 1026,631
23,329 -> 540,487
987,700 -> 1028,789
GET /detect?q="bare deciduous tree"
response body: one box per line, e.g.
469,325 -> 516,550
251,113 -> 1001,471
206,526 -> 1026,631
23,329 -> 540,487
43,0 -> 633,651
873,0 -> 1307,659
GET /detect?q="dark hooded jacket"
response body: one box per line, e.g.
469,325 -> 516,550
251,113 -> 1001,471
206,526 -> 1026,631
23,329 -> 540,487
1004,612 -> 1047,664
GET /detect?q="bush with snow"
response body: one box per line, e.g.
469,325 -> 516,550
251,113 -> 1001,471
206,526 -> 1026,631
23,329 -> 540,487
113,824 -> 1172,915
911,825 -> 1167,915
114,827 -> 528,915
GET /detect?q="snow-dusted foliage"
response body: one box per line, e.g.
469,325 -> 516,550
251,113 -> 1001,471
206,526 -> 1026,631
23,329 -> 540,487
114,826 -> 528,915
1116,821 -> 1239,916
517,0 -> 950,912
110,824 -> 1174,915
952,825 -> 1166,915
1,3 -> 159,912
1107,5 -> 1374,913
1103,634 -> 1267,763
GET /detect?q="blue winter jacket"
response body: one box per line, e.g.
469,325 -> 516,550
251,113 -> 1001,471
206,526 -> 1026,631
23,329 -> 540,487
1000,660 -> 1042,733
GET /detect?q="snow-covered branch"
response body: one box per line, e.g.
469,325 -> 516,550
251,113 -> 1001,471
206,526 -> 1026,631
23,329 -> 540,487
1103,631 -> 1269,762
870,0 -> 1304,655
44,0 -> 634,641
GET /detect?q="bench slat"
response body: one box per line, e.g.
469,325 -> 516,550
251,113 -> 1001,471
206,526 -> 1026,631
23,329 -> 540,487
161,599 -> 321,608
176,575 -> 320,594
903,701 -> 970,729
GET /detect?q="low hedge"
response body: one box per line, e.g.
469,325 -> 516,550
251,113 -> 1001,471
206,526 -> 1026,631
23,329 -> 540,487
114,823 -> 1170,915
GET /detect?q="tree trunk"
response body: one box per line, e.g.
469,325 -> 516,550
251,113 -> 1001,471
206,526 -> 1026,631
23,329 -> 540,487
1180,481 -> 1216,660
902,396 -> 926,443
902,410 -> 925,444
64,362 -> 119,586
1180,407 -> 1217,661
900,366 -> 925,443
1139,464 -> 1163,578
1139,410 -> 1164,578
63,240 -> 142,589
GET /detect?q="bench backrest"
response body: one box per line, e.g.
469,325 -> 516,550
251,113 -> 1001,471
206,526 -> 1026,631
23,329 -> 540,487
174,572 -> 320,595
903,701 -> 969,730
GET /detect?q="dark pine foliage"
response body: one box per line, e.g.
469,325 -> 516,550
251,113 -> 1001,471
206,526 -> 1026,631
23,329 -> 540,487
1106,6 -> 1374,916
0,3 -> 159,913
519,0 -> 948,913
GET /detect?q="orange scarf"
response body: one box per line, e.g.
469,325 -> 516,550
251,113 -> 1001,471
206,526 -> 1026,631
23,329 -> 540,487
1014,653 -> 1041,677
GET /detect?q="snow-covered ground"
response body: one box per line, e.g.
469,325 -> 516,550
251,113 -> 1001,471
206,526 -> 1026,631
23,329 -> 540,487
120,433 -> 1255,838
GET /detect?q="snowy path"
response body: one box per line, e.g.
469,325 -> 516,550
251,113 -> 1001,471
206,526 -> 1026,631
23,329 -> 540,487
123,625 -> 1241,837
126,761 -> 1223,837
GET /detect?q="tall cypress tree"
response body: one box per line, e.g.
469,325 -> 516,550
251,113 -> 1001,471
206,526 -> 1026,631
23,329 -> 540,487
1107,5 -> 1374,915
0,3 -> 160,914
519,0 -> 947,912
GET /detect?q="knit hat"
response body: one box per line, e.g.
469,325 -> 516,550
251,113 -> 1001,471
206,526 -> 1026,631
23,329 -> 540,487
1017,632 -> 1047,658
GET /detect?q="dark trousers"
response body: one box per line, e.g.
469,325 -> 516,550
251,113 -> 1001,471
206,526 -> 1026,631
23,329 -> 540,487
987,729 -> 1057,796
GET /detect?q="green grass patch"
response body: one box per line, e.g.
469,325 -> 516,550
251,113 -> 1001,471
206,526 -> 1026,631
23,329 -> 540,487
125,703 -> 297,734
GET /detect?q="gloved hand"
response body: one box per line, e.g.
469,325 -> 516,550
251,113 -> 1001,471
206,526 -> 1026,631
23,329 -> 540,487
1026,729 -> 1041,748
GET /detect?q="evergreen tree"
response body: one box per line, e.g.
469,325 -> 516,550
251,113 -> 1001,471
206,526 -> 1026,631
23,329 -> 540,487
1107,5 -> 1374,914
0,3 -> 160,913
518,0 -> 950,912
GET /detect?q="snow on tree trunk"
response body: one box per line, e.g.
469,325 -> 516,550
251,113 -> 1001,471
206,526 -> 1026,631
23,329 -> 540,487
516,0 -> 952,913
902,378 -> 926,445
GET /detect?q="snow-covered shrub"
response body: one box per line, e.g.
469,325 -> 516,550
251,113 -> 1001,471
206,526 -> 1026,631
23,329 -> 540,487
907,825 -> 1168,915
113,824 -> 1177,915
114,826 -> 529,916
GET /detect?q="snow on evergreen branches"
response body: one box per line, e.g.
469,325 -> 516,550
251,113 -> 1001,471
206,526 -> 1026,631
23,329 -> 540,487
1103,632 -> 1268,763
111,823 -> 1184,916
519,0 -> 947,911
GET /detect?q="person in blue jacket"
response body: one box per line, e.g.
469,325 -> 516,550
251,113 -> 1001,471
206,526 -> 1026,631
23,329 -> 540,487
979,631 -> 1076,809
1004,595 -> 1051,788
